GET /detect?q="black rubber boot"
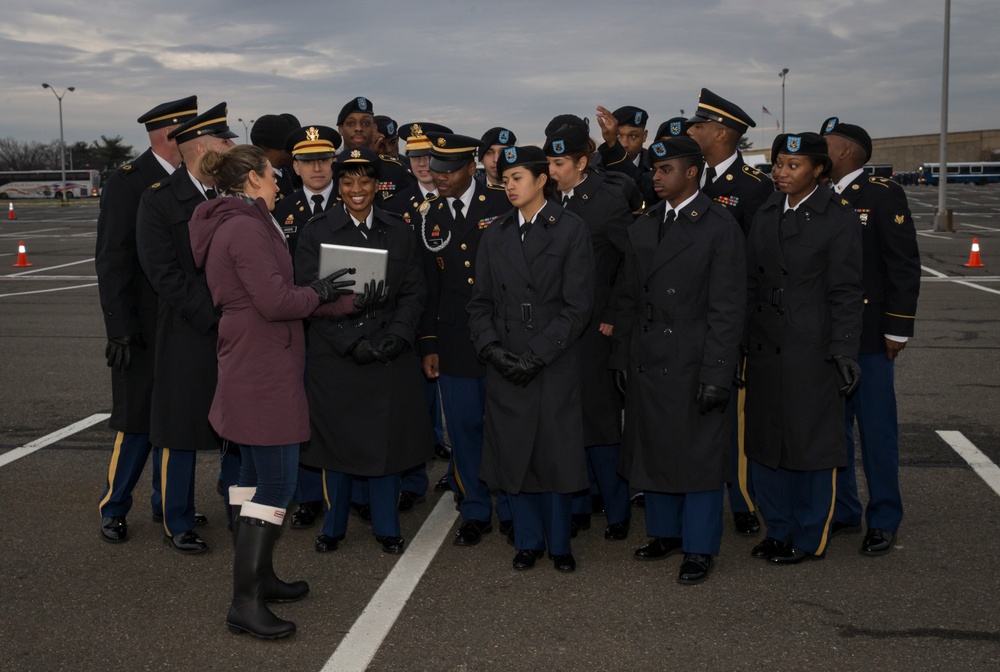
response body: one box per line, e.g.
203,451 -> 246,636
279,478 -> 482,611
225,517 -> 296,639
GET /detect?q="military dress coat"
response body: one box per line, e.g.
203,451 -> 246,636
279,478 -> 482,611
744,187 -> 863,471
294,204 -> 433,476
609,193 -> 746,493
188,196 -> 355,447
840,175 -> 920,354
418,181 -> 510,377
703,152 -> 774,236
467,201 -> 595,494
562,173 -> 632,446
271,187 -> 332,260
135,168 -> 222,452
94,148 -> 168,433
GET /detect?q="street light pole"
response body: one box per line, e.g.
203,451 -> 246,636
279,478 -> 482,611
238,118 -> 255,144
41,83 -> 75,205
935,0 -> 952,232
779,68 -> 789,133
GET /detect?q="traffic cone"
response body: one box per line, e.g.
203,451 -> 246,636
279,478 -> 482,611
963,238 -> 985,268
8,202 -> 15,220
12,240 -> 32,268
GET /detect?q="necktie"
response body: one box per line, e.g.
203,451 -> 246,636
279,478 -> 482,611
658,210 -> 675,242
453,199 -> 465,225
704,166 -> 717,185
311,194 -> 324,214
204,188 -> 217,200
562,194 -> 571,207
520,219 -> 533,242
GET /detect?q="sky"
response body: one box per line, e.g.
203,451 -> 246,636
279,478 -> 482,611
2,0 -> 998,158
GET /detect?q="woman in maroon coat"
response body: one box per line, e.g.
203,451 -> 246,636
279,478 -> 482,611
189,145 -> 370,640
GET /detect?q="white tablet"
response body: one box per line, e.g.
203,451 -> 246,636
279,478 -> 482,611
318,243 -> 388,287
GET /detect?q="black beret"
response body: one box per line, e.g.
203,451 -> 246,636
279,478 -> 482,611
374,115 -> 398,139
613,106 -> 648,129
772,132 -> 831,171
428,133 -> 483,173
544,125 -> 589,157
654,116 -> 690,141
544,114 -> 588,138
167,102 -> 238,145
479,127 -> 517,160
688,88 -> 756,135
820,117 -> 873,162
496,145 -> 548,175
337,97 -> 374,126
648,136 -> 703,164
285,125 -> 341,159
137,96 -> 197,132
251,114 -> 299,149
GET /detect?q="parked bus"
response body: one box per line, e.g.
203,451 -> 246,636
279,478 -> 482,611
917,162 -> 1000,186
863,163 -> 893,178
0,169 -> 101,199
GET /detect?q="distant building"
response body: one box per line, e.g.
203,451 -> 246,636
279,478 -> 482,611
872,129 -> 1000,173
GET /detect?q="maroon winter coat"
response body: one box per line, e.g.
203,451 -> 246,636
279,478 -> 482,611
189,196 -> 354,446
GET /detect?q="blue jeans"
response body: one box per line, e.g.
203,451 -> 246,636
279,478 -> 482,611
238,443 -> 300,509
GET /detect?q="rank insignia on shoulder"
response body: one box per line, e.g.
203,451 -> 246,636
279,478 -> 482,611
742,165 -> 764,181
122,164 -> 132,171
894,214 -> 905,224
150,182 -> 163,190
436,257 -> 444,269
478,216 -> 498,229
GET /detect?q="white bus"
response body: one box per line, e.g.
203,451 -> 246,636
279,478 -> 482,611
0,169 -> 101,200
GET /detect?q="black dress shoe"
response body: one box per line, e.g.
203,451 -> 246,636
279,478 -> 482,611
677,553 -> 714,585
751,537 -> 786,560
376,535 -> 405,554
769,543 -> 820,565
314,533 -> 344,553
398,491 -> 425,512
633,537 -> 683,561
453,520 -> 493,546
152,511 -> 207,526
291,502 -> 322,529
570,513 -> 591,538
100,516 -> 128,543
604,520 -> 630,541
551,553 -> 576,572
433,474 -> 451,492
434,443 -> 452,461
164,529 -> 208,555
860,528 -> 896,556
351,503 -> 372,522
512,549 -> 544,570
630,491 -> 646,508
733,511 -> 761,535
831,521 -> 863,537
591,494 -> 606,515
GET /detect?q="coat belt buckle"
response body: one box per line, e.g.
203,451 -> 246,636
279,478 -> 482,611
520,303 -> 532,322
770,288 -> 783,307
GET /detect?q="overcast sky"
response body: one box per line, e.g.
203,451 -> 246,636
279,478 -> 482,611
2,0 -> 997,157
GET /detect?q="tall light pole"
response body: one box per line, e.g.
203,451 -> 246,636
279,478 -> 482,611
935,0 -> 952,232
41,83 -> 75,205
238,118 -> 255,144
779,68 -> 789,133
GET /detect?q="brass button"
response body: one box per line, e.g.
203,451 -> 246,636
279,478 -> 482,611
460,243 -> 467,250
467,278 -> 474,285
464,261 -> 470,267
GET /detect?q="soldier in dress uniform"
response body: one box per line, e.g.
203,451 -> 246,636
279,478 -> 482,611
468,146 -> 595,572
373,115 -> 408,170
418,132 -> 515,545
477,126 -> 517,190
686,87 -> 775,535
543,124 -> 632,541
821,117 -> 920,557
610,136 -> 745,585
381,122 -> 451,224
250,114 -> 301,198
95,96 -> 198,543
135,102 -> 238,554
336,96 -> 415,202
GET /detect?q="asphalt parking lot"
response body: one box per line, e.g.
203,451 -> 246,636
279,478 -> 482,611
1,186 -> 999,671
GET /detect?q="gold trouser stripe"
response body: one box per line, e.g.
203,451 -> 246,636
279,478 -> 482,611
322,469 -> 331,510
160,448 -> 171,536
736,384 -> 755,512
815,468 -> 838,556
97,432 -> 125,513
452,449 -> 466,497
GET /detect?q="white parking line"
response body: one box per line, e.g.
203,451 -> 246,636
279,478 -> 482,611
0,282 -> 98,298
0,227 -> 67,238
937,431 -> 1000,498
921,266 -> 1000,296
322,494 -> 459,672
5,257 -> 95,277
0,414 -> 110,469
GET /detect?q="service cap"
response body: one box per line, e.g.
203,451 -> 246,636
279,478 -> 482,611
688,88 -> 756,135
167,102 -> 238,145
137,96 -> 198,132
428,133 -> 483,173
334,147 -> 381,179
400,122 -> 453,157
286,125 -> 341,160
820,117 -> 873,163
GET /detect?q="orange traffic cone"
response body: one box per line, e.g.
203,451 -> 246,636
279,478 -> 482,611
12,240 -> 32,268
8,202 -> 15,220
963,238 -> 985,268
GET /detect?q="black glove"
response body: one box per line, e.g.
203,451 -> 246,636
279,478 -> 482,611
830,354 -> 862,397
348,338 -> 387,365
311,267 -> 355,304
105,333 -> 144,371
353,279 -> 388,312
480,342 -> 519,377
696,383 -> 731,415
733,345 -> 748,389
505,350 -> 545,387
374,334 -> 408,362
613,370 -> 627,398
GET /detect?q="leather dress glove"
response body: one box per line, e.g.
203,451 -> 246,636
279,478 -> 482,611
696,383 -> 731,415
613,370 -> 627,398
505,350 -> 545,387
353,279 -> 388,311
479,342 -> 519,377
348,338 -> 387,365
374,334 -> 409,362
830,354 -> 862,397
311,267 -> 356,304
105,333 -> 144,371
733,345 -> 748,389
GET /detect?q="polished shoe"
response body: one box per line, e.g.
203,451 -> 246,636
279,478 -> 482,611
453,519 -> 493,546
630,491 -> 646,508
512,549 -> 544,570
733,511 -> 761,535
314,533 -> 344,553
604,520 -> 630,541
291,502 -> 322,529
570,513 -> 591,538
860,528 -> 896,556
433,474 -> 451,492
751,537 -> 786,560
351,502 -> 372,522
633,536 -> 683,561
769,543 -> 820,565
152,511 -> 207,526
164,529 -> 209,555
551,553 -> 576,572
376,535 -> 405,554
434,443 -> 451,460
677,553 -> 714,585
591,494 -> 606,515
831,521 -> 863,537
100,516 -> 128,543
398,490 -> 425,512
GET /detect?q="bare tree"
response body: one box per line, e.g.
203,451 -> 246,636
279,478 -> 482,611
0,137 -> 58,171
